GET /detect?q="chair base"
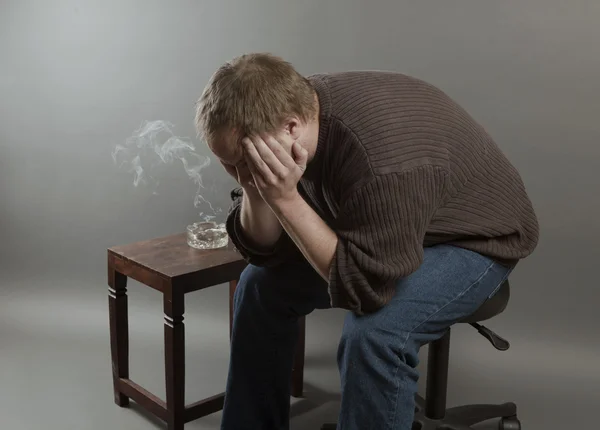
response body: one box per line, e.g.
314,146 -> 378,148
414,402 -> 520,429
321,395 -> 521,430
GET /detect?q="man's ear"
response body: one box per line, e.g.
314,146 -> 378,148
283,118 -> 302,139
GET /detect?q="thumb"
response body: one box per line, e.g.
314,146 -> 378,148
292,141 -> 308,170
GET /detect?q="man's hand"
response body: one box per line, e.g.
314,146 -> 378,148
219,146 -> 283,250
241,132 -> 337,281
220,160 -> 258,193
242,133 -> 308,208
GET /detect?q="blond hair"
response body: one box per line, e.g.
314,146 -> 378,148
195,53 -> 317,143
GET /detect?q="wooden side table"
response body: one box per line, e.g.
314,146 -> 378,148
108,233 -> 306,430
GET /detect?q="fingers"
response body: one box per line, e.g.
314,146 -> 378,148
242,137 -> 278,184
261,133 -> 297,170
292,141 -> 308,170
243,156 -> 261,187
242,133 -> 305,188
247,135 -> 290,177
235,162 -> 255,188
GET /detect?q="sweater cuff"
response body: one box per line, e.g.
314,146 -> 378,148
225,189 -> 296,267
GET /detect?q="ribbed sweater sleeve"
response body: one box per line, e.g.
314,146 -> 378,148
225,187 -> 298,267
329,166 -> 448,314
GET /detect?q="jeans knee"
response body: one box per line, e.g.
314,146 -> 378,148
339,315 -> 381,355
234,264 -> 291,317
338,313 -> 416,370
235,265 -> 267,308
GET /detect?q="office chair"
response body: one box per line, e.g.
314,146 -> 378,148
322,280 -> 521,430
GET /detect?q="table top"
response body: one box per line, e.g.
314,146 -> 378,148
108,233 -> 245,280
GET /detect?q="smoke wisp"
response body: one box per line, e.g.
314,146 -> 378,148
112,120 -> 220,220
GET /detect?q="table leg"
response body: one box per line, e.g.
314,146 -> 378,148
108,268 -> 129,406
164,289 -> 185,430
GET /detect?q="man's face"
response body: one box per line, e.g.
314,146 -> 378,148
207,129 -> 245,169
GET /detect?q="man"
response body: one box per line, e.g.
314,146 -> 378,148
195,53 -> 539,430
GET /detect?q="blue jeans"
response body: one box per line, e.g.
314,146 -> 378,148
221,245 -> 512,430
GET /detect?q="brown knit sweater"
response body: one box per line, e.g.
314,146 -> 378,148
226,71 -> 539,314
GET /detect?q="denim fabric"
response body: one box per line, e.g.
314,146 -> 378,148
220,245 -> 512,430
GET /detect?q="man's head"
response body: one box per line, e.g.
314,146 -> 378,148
195,53 -> 319,168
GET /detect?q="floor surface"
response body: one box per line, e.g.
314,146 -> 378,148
1,274 -> 598,429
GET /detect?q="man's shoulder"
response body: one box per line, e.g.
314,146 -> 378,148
314,71 -> 453,175
308,69 -> 421,83
308,70 -> 431,103
310,69 -> 452,139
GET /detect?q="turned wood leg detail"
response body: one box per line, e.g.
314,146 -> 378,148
164,289 -> 185,430
108,268 -> 129,407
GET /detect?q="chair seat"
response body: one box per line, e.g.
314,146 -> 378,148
461,280 -> 510,324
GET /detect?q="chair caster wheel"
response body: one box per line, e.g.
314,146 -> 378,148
499,416 -> 521,430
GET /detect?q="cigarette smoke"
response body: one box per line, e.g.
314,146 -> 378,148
112,120 -> 220,220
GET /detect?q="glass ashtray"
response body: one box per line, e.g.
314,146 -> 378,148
186,221 -> 229,250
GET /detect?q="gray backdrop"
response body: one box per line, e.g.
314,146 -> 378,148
1,1 -> 598,429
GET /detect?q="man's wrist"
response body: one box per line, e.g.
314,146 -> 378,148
269,190 -> 337,281
270,190 -> 304,218
241,183 -> 262,200
239,184 -> 284,250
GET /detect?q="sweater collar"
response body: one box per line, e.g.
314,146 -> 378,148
304,74 -> 332,181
